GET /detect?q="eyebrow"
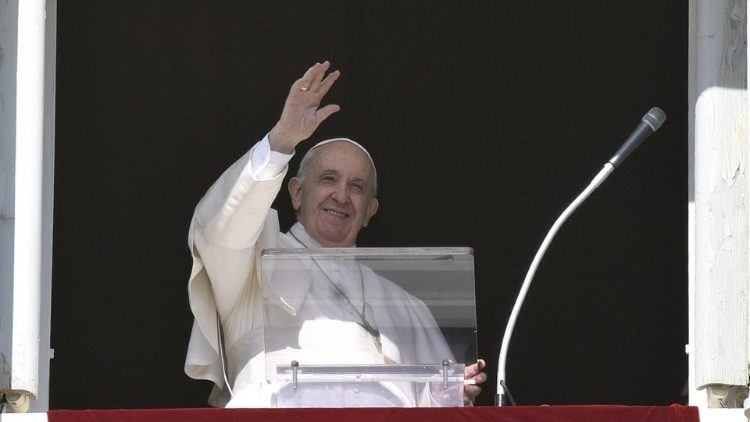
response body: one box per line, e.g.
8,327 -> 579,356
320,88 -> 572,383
317,169 -> 370,186
318,169 -> 339,178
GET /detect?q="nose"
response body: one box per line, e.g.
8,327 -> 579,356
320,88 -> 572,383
331,183 -> 349,204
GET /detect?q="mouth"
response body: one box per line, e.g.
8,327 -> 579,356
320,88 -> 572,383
323,208 -> 350,218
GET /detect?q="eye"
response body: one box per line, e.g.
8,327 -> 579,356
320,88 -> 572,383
350,182 -> 365,193
320,175 -> 337,184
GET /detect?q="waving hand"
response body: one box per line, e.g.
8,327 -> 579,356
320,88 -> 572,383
268,61 -> 341,153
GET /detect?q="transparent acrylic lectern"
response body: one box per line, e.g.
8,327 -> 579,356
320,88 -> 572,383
260,247 -> 477,408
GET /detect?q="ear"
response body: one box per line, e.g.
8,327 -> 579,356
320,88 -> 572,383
361,197 -> 379,227
288,177 -> 303,212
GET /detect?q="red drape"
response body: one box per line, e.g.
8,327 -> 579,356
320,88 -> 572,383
48,405 -> 699,422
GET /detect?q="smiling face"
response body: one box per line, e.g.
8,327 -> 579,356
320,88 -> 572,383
288,141 -> 379,247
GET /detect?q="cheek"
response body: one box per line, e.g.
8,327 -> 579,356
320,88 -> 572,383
303,192 -> 329,215
354,200 -> 372,221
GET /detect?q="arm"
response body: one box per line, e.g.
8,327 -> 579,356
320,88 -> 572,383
191,61 -> 341,319
191,141 -> 287,319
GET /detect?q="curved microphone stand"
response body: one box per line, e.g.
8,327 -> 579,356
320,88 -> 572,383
495,163 -> 614,405
495,107 -> 666,406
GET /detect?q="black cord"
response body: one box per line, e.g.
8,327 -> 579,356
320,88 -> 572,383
499,380 -> 517,406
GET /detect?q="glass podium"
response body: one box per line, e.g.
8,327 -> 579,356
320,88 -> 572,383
260,247 -> 477,407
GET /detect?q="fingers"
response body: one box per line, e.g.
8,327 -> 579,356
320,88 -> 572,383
473,371 -> 488,385
294,61 -> 338,94
464,385 -> 482,405
316,69 -> 341,97
464,359 -> 486,378
465,385 -> 482,397
308,61 -> 329,91
293,62 -> 323,93
316,104 -> 341,124
463,359 -> 487,405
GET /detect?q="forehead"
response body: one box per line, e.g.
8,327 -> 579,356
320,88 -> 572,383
308,142 -> 375,180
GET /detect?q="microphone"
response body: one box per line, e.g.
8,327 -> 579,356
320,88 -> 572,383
608,107 -> 667,167
496,107 -> 667,406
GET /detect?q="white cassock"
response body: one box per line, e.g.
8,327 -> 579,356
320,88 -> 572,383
184,136 -> 454,407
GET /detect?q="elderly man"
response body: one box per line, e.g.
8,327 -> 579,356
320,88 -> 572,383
184,61 -> 486,407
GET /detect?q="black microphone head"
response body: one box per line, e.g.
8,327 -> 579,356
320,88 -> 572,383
642,107 -> 667,131
608,107 -> 667,167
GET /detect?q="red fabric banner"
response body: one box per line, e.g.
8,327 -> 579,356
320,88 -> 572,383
49,405 -> 698,422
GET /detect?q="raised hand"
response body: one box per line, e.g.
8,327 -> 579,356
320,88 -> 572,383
268,61 -> 341,153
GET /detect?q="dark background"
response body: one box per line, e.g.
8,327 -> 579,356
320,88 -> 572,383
50,0 -> 688,408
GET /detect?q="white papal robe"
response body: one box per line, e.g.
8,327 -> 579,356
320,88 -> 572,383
184,137 -> 454,407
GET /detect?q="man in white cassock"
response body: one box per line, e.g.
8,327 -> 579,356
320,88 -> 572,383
184,61 -> 486,407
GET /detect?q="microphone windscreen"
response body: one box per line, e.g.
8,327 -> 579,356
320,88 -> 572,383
642,107 -> 667,131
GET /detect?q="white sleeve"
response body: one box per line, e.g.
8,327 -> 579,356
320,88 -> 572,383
191,136 -> 289,318
250,134 -> 294,180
